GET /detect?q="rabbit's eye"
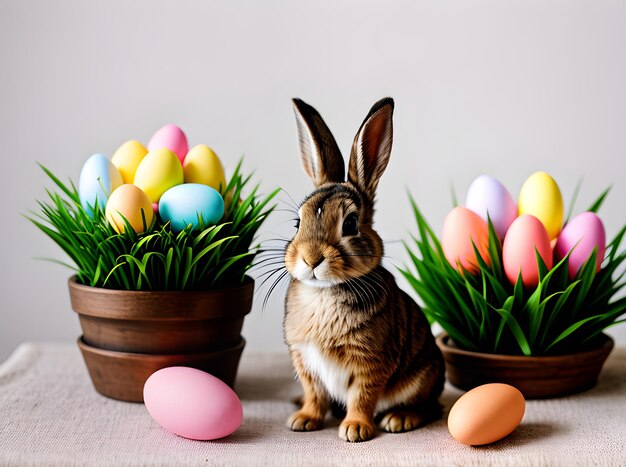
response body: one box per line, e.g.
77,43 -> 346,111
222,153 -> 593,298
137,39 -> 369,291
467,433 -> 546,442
342,213 -> 359,236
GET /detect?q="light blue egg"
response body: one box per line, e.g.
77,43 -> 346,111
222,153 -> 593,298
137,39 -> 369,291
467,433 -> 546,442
78,153 -> 122,216
159,183 -> 225,232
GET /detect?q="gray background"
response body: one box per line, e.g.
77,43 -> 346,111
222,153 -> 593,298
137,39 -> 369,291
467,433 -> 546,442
2,0 -> 625,362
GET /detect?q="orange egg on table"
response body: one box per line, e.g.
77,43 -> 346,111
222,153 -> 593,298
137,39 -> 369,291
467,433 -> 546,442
448,383 -> 525,446
503,215 -> 553,287
442,206 -> 491,274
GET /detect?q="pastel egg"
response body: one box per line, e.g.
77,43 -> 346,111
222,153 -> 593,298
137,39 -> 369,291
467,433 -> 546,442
518,172 -> 564,240
147,124 -> 189,164
105,184 -> 154,234
448,383 -> 525,446
465,175 -> 517,239
133,148 -> 184,203
159,183 -> 224,232
183,144 -> 227,192
111,140 -> 148,184
554,212 -> 606,279
442,206 -> 491,274
78,153 -> 123,215
143,367 -> 243,441
503,214 -> 553,287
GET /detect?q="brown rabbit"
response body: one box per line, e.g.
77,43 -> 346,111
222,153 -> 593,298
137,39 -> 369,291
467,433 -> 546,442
283,97 -> 445,442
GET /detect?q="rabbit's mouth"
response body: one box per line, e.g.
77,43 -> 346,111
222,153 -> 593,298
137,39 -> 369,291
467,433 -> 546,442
288,256 -> 342,288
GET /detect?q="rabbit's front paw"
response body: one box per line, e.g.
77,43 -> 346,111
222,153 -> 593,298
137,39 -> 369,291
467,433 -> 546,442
339,418 -> 375,442
287,410 -> 324,431
378,411 -> 422,433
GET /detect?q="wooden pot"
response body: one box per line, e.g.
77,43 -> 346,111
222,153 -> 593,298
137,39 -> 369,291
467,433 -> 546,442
77,337 -> 245,403
68,276 -> 254,402
436,332 -> 614,399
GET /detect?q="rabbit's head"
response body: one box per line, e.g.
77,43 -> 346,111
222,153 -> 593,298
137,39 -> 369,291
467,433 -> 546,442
285,98 -> 394,288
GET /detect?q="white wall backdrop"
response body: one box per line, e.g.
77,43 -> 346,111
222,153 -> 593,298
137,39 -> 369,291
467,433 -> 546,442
2,0 -> 625,361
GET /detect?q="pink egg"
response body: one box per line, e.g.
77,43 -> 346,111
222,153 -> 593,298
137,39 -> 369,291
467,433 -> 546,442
442,206 -> 491,274
503,215 -> 553,287
143,367 -> 243,440
147,124 -> 189,164
554,212 -> 606,279
465,175 -> 517,239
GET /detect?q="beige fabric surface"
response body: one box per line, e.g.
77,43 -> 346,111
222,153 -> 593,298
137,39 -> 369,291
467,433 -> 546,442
0,342 -> 624,466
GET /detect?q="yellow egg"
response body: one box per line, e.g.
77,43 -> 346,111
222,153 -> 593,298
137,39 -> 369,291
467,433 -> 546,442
448,383 -> 525,446
105,184 -> 154,234
518,172 -> 564,239
183,144 -> 227,192
134,148 -> 184,202
111,140 -> 148,184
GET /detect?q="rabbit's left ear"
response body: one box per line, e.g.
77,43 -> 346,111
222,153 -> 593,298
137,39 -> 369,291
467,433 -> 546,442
348,98 -> 394,199
292,98 -> 345,187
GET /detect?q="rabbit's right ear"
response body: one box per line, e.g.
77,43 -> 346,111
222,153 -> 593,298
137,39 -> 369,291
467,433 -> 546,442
292,98 -> 345,187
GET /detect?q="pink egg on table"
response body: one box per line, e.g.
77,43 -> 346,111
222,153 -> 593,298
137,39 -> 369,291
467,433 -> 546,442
442,206 -> 491,274
503,215 -> 553,288
147,124 -> 189,164
465,175 -> 517,239
554,212 -> 606,279
143,367 -> 243,441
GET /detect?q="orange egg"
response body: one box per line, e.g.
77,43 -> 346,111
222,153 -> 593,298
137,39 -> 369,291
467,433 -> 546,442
503,214 -> 553,287
442,206 -> 491,274
105,184 -> 154,234
448,383 -> 525,446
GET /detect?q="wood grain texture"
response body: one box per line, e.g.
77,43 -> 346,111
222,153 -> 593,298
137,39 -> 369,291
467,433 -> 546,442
68,276 -> 254,402
78,337 -> 245,402
69,276 -> 253,353
437,332 -> 614,399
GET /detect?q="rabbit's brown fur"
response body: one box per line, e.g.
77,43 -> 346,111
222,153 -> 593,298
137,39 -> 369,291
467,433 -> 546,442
284,98 -> 444,442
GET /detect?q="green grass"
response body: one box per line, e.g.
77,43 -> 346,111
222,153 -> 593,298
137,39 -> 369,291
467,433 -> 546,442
29,161 -> 279,291
402,192 -> 626,356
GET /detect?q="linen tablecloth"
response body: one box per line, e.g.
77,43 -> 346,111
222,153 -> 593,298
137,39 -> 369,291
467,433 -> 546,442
0,342 -> 624,466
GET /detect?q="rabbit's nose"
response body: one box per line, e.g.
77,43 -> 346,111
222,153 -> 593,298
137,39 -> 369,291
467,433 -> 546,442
303,255 -> 324,269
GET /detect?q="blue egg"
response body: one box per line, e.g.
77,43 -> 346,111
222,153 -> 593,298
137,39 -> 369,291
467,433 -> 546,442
159,183 -> 225,232
78,153 -> 123,216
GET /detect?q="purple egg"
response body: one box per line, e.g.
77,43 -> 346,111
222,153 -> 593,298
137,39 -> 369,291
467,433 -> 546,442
465,175 -> 517,239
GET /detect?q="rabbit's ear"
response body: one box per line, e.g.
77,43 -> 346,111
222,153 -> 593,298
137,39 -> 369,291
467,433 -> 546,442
348,98 -> 394,199
292,98 -> 345,187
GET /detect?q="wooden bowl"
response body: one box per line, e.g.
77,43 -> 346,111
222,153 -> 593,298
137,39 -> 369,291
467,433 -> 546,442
78,336 -> 246,402
436,332 -> 614,398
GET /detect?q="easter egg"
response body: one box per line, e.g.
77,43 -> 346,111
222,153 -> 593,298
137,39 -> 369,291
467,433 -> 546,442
159,183 -> 225,232
503,214 -> 553,287
78,153 -> 123,215
448,383 -> 525,445
105,184 -> 154,234
465,175 -> 517,239
143,366 -> 243,441
442,207 -> 491,274
111,140 -> 148,184
183,144 -> 227,192
134,148 -> 184,203
554,212 -> 606,279
518,172 -> 564,240
147,124 -> 189,164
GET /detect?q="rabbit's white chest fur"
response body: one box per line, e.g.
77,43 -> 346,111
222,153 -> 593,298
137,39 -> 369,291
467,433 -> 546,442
296,342 -> 410,413
296,343 -> 350,404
